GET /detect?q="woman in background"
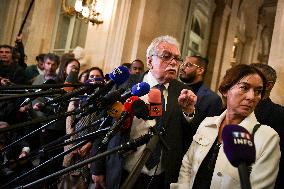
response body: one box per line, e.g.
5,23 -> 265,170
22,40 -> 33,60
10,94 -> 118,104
30,57 -> 80,188
56,57 -> 80,83
60,67 -> 105,189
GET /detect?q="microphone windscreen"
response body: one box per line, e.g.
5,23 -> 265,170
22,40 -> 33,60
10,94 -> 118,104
148,88 -> 162,104
83,78 -> 105,94
64,70 -> 79,92
131,99 -> 149,119
222,125 -> 256,167
99,90 -> 123,108
43,79 -> 56,84
109,66 -> 130,85
123,96 -> 140,113
107,101 -> 123,119
104,73 -> 110,81
131,82 -> 150,97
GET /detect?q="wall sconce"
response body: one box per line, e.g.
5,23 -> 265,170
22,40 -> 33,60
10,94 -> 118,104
61,0 -> 103,25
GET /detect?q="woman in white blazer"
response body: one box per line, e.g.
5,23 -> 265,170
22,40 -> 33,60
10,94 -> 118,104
171,64 -> 280,189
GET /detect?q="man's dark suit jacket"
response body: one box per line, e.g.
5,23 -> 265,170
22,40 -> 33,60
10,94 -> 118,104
254,98 -> 284,189
189,84 -> 223,131
92,73 -> 196,189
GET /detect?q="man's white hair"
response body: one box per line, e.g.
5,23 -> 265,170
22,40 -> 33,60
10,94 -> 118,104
146,35 -> 180,58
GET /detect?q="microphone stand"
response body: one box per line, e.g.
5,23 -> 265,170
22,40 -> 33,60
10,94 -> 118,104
2,141 -> 86,189
0,103 -> 113,152
0,89 -> 34,94
0,119 -> 57,153
0,83 -> 98,90
0,109 -> 79,152
45,128 -> 110,152
121,134 -> 159,189
238,162 -> 252,189
0,128 -> 109,170
0,108 -> 80,134
1,128 -> 110,189
13,134 -> 152,189
68,105 -> 102,130
42,115 -> 107,149
0,89 -> 64,101
121,127 -> 170,189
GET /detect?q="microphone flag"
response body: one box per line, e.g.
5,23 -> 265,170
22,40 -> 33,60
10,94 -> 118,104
222,124 -> 256,167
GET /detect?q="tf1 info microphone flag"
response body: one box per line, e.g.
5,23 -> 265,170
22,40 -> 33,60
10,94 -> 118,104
222,124 -> 256,189
222,124 -> 256,167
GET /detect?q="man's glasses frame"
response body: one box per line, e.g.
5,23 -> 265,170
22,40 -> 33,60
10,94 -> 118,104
181,61 -> 202,69
152,51 -> 183,64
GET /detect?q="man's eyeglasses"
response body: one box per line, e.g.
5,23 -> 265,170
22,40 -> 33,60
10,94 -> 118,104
181,61 -> 201,69
152,51 -> 183,64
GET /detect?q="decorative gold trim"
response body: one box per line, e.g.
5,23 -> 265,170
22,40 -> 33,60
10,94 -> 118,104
61,0 -> 76,16
61,0 -> 103,25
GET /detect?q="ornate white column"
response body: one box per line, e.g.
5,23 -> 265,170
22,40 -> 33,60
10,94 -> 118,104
207,1 -> 231,91
85,0 -> 132,73
23,0 -> 59,65
218,0 -> 240,84
121,0 -> 146,63
0,0 -> 28,45
268,0 -> 284,105
251,24 -> 263,63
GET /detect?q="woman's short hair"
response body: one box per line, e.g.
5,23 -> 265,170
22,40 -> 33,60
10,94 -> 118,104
219,64 -> 267,99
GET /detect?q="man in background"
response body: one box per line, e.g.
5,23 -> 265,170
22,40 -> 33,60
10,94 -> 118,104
179,55 -> 223,128
130,59 -> 145,75
32,53 -> 59,85
0,44 -> 27,85
25,53 -> 46,84
251,63 -> 284,189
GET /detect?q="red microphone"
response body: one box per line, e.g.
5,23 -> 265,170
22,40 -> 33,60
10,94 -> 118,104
101,96 -> 140,144
121,96 -> 139,130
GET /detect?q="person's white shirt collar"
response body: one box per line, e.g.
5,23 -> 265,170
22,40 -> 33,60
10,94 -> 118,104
143,71 -> 169,90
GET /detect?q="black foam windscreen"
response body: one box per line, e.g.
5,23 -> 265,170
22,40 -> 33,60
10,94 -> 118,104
131,99 -> 149,119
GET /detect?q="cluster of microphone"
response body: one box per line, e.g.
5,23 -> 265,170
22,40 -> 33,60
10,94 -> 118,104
0,66 -> 155,188
0,65 -> 257,189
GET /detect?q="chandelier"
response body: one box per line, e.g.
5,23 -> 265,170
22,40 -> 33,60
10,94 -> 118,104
61,0 -> 103,25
